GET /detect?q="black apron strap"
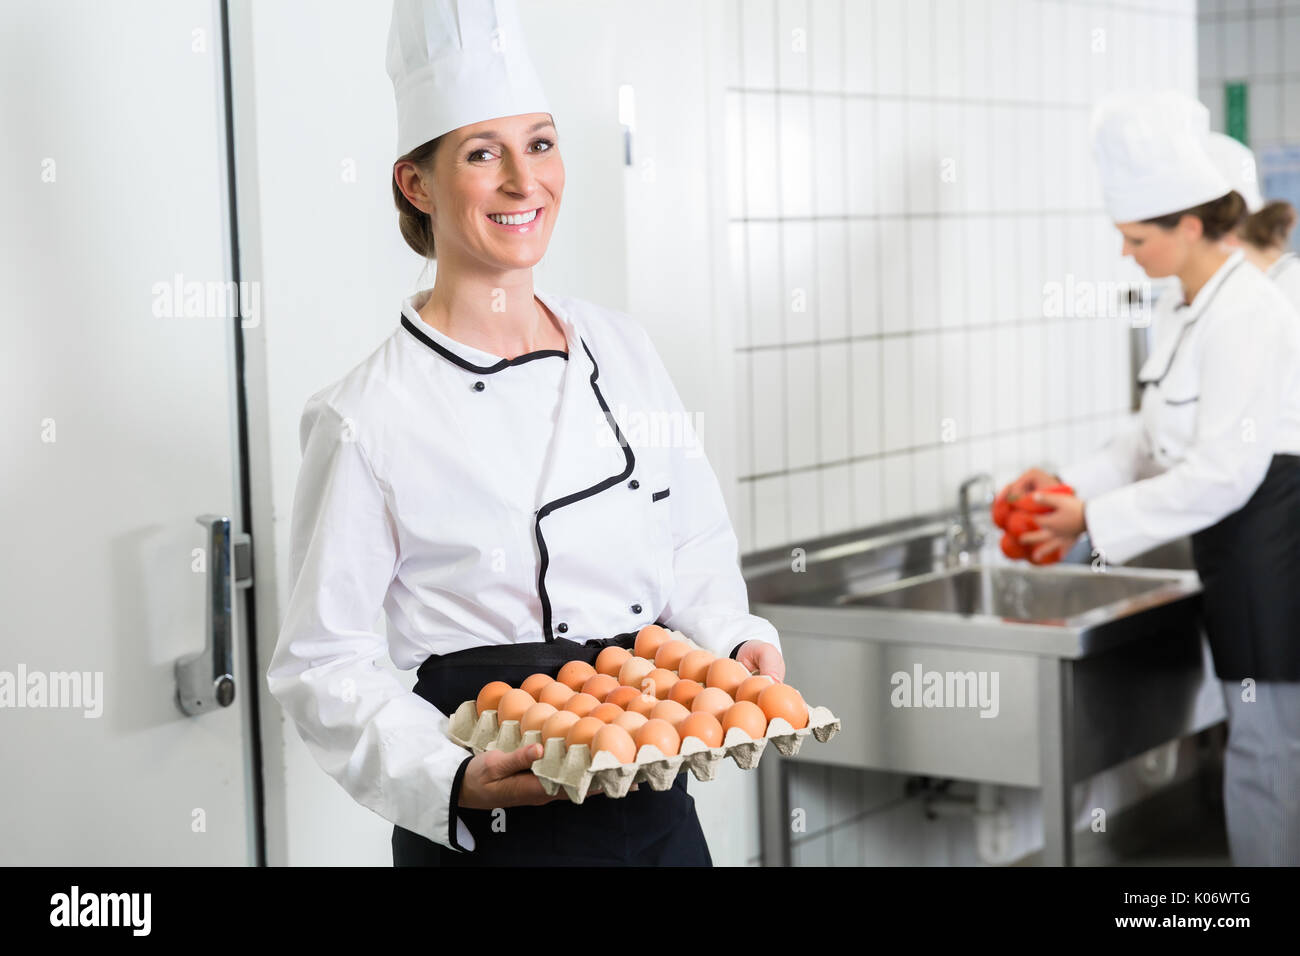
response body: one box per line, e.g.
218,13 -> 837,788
1191,453 -> 1300,681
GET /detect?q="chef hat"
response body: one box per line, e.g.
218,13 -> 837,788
386,0 -> 552,160
1090,90 -> 1231,222
1204,132 -> 1264,214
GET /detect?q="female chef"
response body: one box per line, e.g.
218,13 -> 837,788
1205,131 -> 1300,309
1005,92 -> 1300,866
266,0 -> 785,867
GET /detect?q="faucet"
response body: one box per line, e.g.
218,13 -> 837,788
946,472 -> 995,566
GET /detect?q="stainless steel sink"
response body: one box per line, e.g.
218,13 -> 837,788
743,511 -> 1223,867
832,564 -> 1195,626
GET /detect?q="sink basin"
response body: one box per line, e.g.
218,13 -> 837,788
835,564 -> 1190,625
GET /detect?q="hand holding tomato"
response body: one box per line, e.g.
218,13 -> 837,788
992,478 -> 1081,565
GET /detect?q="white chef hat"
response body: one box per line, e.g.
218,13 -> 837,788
386,0 -> 552,160
1090,90 -> 1231,222
1204,132 -> 1264,214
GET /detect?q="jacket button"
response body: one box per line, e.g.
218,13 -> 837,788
628,479 -> 640,490
631,603 -> 642,614
472,381 -> 485,391
557,622 -> 568,633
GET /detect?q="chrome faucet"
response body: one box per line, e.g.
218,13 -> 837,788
946,472 -> 995,566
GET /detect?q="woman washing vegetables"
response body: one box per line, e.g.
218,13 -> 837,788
1006,92 -> 1300,866
267,0 -> 784,866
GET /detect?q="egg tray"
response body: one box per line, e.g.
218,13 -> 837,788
445,698 -> 841,804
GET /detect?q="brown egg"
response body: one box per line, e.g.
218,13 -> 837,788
562,692 -> 601,717
626,693 -> 658,717
520,673 -> 553,698
538,681 -> 576,709
521,702 -> 557,734
564,716 -> 605,750
594,646 -> 632,678
581,673 -> 619,701
591,723 -> 637,763
541,710 -> 580,742
635,718 -> 681,757
476,681 -> 511,716
556,660 -> 597,692
758,683 -> 809,729
678,649 -> 717,683
634,624 -> 672,660
497,688 -> 535,724
654,639 -> 693,672
691,686 -> 734,721
668,678 -> 703,708
613,711 -> 649,734
706,657 -> 751,697
618,656 -> 655,689
677,712 -> 724,748
605,685 -> 642,709
735,674 -> 776,705
722,700 -> 768,740
588,702 -> 624,724
650,699 -> 690,726
642,668 -> 678,700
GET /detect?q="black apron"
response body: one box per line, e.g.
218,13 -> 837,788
391,628 -> 713,867
1190,453 -> 1300,681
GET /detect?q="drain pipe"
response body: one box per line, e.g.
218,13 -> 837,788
1136,740 -> 1180,787
917,779 -> 1017,865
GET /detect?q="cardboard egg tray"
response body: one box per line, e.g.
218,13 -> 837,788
445,697 -> 841,804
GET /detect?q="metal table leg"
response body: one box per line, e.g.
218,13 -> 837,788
1038,656 -> 1076,866
758,750 -> 790,866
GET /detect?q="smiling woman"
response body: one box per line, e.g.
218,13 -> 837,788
267,0 -> 787,870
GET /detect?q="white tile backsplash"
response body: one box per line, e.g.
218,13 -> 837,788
782,219 -> 817,343
776,0 -> 810,91
785,344 -> 819,470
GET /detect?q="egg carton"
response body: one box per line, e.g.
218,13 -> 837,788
445,698 -> 840,804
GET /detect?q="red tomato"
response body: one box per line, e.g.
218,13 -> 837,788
1006,511 -> 1038,538
991,491 -> 1012,530
1000,532 -> 1027,560
1008,492 -> 1049,515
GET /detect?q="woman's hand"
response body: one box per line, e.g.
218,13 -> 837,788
458,744 -> 565,809
1018,490 -> 1087,563
736,640 -> 786,683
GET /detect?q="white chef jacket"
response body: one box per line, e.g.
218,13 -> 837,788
1268,251 -> 1300,308
1059,250 -> 1300,565
266,286 -> 781,852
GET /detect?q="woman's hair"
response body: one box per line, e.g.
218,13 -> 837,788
1141,190 -> 1247,241
1240,199 -> 1298,250
392,134 -> 445,259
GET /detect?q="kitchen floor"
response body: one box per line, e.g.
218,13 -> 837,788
1112,814 -> 1231,867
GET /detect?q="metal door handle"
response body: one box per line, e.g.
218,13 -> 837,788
175,515 -> 251,716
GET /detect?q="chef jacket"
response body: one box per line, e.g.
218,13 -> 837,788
266,286 -> 782,851
1059,250 -> 1300,565
1268,251 -> 1300,307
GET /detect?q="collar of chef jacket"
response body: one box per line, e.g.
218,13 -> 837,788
1267,251 -> 1299,281
389,287 -> 679,648
1137,249 -> 1247,390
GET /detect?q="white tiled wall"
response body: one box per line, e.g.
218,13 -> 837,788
724,0 -> 1197,553
1199,0 -> 1300,145
723,0 -> 1205,866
